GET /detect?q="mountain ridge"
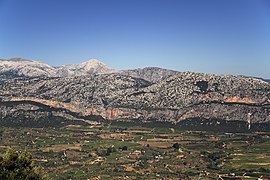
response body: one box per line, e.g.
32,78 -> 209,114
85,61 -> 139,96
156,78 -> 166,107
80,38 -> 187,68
1,57 -> 270,130
0,58 -> 179,82
1,71 -> 269,129
0,58 -> 114,78
2,57 -> 269,82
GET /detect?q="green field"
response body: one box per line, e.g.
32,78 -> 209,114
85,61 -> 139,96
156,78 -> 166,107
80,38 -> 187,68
0,124 -> 269,179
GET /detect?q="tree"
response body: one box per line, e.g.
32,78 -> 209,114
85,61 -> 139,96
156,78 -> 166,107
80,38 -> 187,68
106,147 -> 116,155
172,143 -> 180,149
0,148 -> 46,180
121,146 -> 128,151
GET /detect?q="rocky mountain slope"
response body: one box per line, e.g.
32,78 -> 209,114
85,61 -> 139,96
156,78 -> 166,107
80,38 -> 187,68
119,67 -> 177,82
1,71 -> 269,129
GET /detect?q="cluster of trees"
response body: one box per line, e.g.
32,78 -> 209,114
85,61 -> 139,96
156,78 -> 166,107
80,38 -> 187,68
97,146 -> 128,156
0,149 -> 46,180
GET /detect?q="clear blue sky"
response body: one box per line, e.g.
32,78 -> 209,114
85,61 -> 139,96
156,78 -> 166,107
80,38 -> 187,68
0,0 -> 269,78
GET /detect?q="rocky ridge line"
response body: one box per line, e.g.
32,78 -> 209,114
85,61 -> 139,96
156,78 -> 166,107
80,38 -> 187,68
0,72 -> 269,127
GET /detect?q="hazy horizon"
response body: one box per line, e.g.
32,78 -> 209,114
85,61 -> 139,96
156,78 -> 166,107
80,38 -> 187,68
0,0 -> 269,78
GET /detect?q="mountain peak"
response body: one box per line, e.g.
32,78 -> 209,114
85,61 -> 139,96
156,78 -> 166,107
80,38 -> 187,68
55,58 -> 114,76
86,59 -> 105,64
81,59 -> 107,67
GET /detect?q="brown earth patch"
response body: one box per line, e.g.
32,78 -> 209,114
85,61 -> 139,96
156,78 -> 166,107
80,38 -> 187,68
223,96 -> 257,104
98,133 -> 135,140
41,143 -> 81,152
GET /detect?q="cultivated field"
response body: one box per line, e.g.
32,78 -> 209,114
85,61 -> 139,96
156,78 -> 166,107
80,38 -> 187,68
0,123 -> 269,179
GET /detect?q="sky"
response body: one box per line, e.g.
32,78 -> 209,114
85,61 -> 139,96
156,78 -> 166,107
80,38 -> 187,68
0,0 -> 270,78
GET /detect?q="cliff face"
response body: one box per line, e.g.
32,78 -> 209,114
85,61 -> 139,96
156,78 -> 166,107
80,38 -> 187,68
1,72 -> 270,127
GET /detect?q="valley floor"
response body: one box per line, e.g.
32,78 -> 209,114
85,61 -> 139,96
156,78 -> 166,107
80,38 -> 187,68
0,123 -> 270,179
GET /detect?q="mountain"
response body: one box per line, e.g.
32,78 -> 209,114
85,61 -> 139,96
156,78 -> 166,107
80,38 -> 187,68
243,75 -> 270,84
56,59 -> 114,76
1,72 -> 269,130
2,57 -> 268,84
0,58 -> 179,83
0,58 -> 58,78
1,57 -> 269,131
264,79 -> 270,83
0,58 -> 114,78
119,67 -> 178,82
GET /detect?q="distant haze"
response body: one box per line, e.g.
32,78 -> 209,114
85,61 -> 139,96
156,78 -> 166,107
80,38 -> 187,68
0,0 -> 269,78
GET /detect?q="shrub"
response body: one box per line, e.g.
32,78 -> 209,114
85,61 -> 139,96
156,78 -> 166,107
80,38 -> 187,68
0,148 -> 46,180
